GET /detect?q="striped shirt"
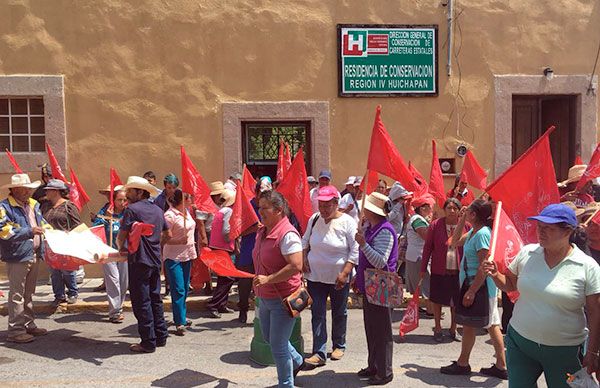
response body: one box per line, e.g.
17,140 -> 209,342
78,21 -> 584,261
360,228 -> 395,269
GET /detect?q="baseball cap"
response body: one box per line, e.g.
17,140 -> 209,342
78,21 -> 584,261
318,170 -> 332,180
528,203 -> 578,228
316,185 -> 340,201
307,176 -> 317,184
344,176 -> 356,185
43,179 -> 68,191
353,177 -> 363,186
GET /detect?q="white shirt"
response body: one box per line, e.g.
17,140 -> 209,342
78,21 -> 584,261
509,243 -> 600,346
302,213 -> 359,284
339,193 -> 360,225
280,232 -> 302,255
405,214 -> 428,262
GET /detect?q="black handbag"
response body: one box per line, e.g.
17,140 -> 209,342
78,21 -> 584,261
455,249 -> 489,328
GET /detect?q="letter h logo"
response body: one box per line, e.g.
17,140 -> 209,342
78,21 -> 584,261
343,31 -> 366,56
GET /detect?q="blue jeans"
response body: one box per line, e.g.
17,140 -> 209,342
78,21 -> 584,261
307,280 -> 349,360
258,297 -> 304,388
50,268 -> 78,300
164,259 -> 192,325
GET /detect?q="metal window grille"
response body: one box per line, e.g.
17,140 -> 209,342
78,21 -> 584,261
243,121 -> 310,166
0,97 -> 45,152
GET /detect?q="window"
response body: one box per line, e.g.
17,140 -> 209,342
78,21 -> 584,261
242,121 -> 311,179
0,97 -> 45,152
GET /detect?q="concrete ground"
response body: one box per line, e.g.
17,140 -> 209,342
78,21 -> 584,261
0,278 -> 518,387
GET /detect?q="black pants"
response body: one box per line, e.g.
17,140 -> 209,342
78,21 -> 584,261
362,295 -> 393,378
501,291 -> 514,334
236,263 -> 254,312
207,276 -> 235,311
128,262 -> 168,350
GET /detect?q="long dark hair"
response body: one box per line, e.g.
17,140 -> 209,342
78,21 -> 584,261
468,199 -> 493,228
170,189 -> 184,207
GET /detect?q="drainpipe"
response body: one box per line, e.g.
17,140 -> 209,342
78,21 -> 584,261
446,0 -> 453,76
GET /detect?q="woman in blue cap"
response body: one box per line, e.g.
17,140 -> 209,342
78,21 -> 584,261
484,203 -> 600,387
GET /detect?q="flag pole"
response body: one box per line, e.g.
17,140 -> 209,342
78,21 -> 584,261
583,206 -> 600,227
488,201 -> 503,262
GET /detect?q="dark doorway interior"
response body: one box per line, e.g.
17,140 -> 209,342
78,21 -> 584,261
241,121 -> 311,182
512,95 -> 577,181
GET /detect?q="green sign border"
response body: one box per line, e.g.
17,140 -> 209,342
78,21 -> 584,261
337,24 -> 439,97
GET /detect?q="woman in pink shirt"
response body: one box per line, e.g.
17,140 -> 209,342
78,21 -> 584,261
163,189 -> 196,336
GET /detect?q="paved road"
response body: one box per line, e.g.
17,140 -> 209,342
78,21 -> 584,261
0,305 -> 512,388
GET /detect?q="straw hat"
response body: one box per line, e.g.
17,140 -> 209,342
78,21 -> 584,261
122,176 -> 159,197
582,202 -> 600,219
363,192 -> 390,217
2,173 -> 41,189
99,184 -> 123,193
561,201 -> 586,217
209,181 -> 226,196
558,165 -> 587,188
220,189 -> 235,207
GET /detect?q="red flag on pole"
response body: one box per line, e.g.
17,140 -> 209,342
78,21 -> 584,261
277,148 -> 312,232
366,106 -> 417,191
409,162 -> 429,198
276,140 -> 286,182
428,140 -> 446,208
242,165 -> 257,200
486,127 -> 560,244
284,142 -> 292,173
574,155 -> 584,166
489,201 -> 523,303
230,180 -> 259,240
359,170 -> 379,195
399,287 -> 420,337
575,144 -> 600,191
180,146 -> 218,213
109,167 -> 122,212
69,168 -> 90,210
199,247 -> 254,278
460,150 -> 488,190
5,149 -> 23,173
45,142 -> 68,182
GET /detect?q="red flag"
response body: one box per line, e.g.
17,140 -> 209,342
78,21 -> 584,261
128,222 -> 154,253
284,142 -> 292,172
242,165 -> 257,200
359,170 -> 379,194
181,146 -> 219,213
409,162 -> 429,198
277,148 -> 312,232
199,247 -> 254,278
366,106 -> 417,191
460,150 -> 488,190
69,168 -> 90,210
230,182 -> 259,240
5,149 -> 23,173
45,142 -> 68,182
576,144 -> 600,191
486,127 -> 559,244
89,225 -> 107,244
575,155 -> 584,166
109,167 -> 122,212
429,140 -> 446,208
489,201 -> 523,303
399,287 -> 420,337
276,140 -> 286,182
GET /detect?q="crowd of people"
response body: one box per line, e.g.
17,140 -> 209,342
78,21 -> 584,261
1,161 -> 600,387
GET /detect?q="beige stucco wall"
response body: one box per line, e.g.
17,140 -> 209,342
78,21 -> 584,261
0,1 -> 599,277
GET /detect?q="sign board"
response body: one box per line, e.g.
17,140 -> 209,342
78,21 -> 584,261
338,24 -> 438,97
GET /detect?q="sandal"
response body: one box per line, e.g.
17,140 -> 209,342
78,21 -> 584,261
109,314 -> 124,324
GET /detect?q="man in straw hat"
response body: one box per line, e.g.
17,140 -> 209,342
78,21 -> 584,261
559,164 -> 595,207
0,173 -> 51,343
117,176 -> 170,353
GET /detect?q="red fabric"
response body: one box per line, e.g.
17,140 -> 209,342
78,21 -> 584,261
421,217 -> 467,275
591,209 -> 600,225
366,106 -> 417,191
45,142 -> 68,182
429,140 -> 446,208
575,155 -> 584,166
485,127 -> 560,244
5,149 -> 23,173
190,258 -> 211,288
359,170 -> 379,194
277,148 -> 312,233
44,242 -> 85,271
180,146 -> 219,213
242,165 -> 257,200
460,150 -> 488,190
284,142 -> 292,174
489,202 -> 522,303
399,287 -> 420,337
69,168 -> 90,210
276,140 -> 286,182
576,144 -> 600,191
199,247 -> 254,278
109,167 -> 122,212
90,225 -> 107,244
409,162 -> 429,198
230,185 -> 259,239
128,222 -> 154,254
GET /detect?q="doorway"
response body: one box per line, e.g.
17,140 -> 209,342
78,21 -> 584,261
512,95 -> 577,181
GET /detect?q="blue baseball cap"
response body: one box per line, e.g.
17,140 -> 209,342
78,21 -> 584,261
318,170 -> 332,180
528,203 -> 578,228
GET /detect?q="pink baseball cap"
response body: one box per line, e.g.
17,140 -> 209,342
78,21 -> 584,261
316,185 -> 340,201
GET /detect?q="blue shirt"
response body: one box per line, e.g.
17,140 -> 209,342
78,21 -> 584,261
92,204 -> 124,249
238,198 -> 260,267
460,226 -> 497,298
153,191 -> 169,213
121,199 -> 168,268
